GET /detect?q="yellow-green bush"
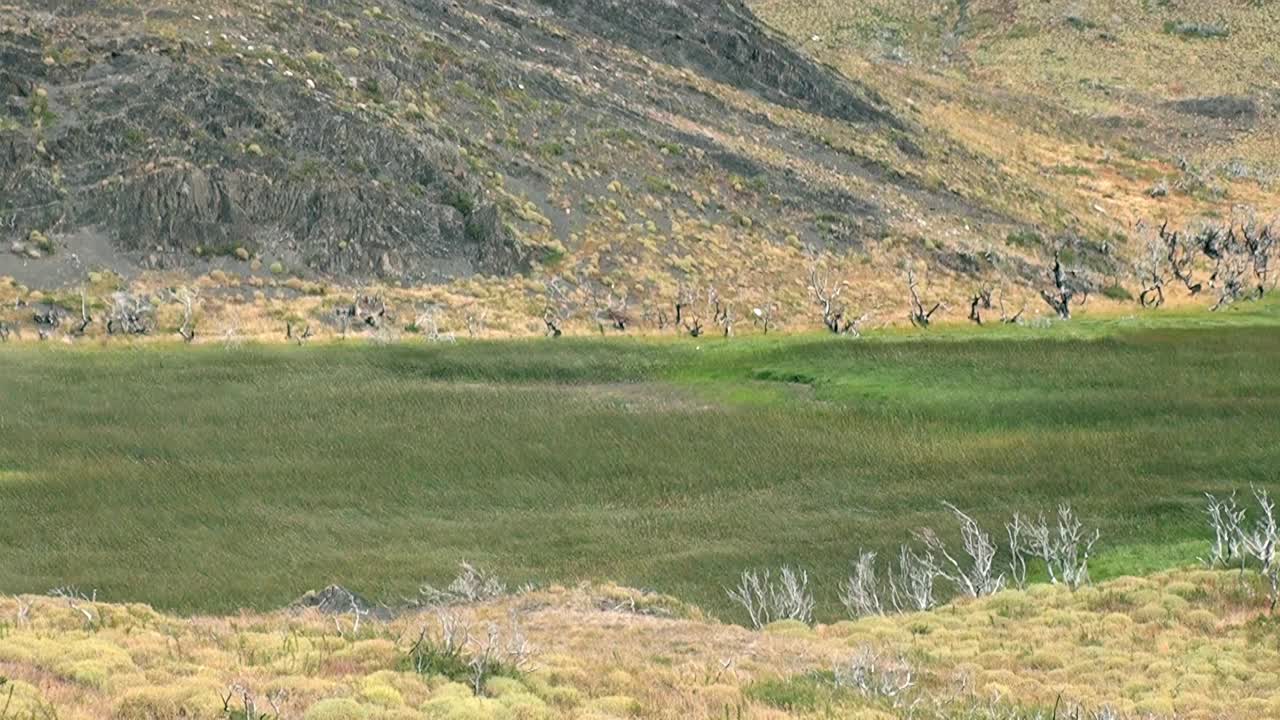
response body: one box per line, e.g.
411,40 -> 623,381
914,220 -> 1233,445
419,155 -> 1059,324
305,697 -> 369,720
113,679 -> 225,720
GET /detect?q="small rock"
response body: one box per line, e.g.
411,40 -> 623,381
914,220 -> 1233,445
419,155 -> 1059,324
293,585 -> 373,614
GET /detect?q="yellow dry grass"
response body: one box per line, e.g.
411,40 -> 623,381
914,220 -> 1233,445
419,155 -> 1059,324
1,570 -> 1277,719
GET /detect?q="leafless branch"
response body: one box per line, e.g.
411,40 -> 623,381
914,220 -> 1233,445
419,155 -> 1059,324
1243,487 -> 1278,612
833,646 -> 915,706
906,268 -> 943,328
839,551 -> 883,617
1204,492 -> 1247,569
726,566 -> 814,629
419,562 -> 507,607
916,504 -> 1005,598
752,303 -> 778,334
887,545 -> 939,612
1024,505 -> 1099,590
1039,249 -> 1084,320
70,288 -> 92,336
173,287 -> 198,343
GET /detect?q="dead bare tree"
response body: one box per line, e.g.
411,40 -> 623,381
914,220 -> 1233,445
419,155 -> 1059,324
726,566 -> 814,629
906,268 -> 943,328
646,301 -> 670,332
70,289 -> 92,336
285,321 -> 313,346
708,288 -> 735,338
1201,222 -> 1254,311
1239,217 -> 1277,299
357,294 -> 387,328
1159,221 -> 1203,296
265,689 -> 288,719
718,304 -> 735,337
334,302 -> 358,338
1025,505 -> 1099,590
833,647 -> 916,706
887,545 -> 939,613
670,283 -> 706,337
1210,251 -> 1249,312
587,282 -> 632,333
543,309 -> 564,338
48,586 -> 97,628
996,288 -> 1026,325
465,307 -> 487,338
1039,250 -> 1086,320
333,294 -> 389,338
808,260 -> 873,335
917,504 -> 1005,598
752,303 -> 778,334
542,276 -> 574,338
419,562 -> 507,607
1202,488 -> 1279,612
416,304 -> 457,343
32,306 -> 62,340
106,292 -> 153,336
173,287 -> 198,344
967,284 -> 993,325
1006,513 -> 1031,589
808,261 -> 847,333
221,311 -> 245,350
1204,492 -> 1246,568
683,314 -> 704,338
1135,233 -> 1168,309
1243,488 -> 1278,613
674,281 -> 695,329
839,551 -> 884,617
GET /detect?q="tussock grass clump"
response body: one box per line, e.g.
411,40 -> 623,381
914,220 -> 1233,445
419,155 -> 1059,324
0,570 -> 1276,717
1162,20 -> 1230,40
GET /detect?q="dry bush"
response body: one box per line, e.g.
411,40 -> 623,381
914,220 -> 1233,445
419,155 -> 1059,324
419,562 -> 507,607
726,566 -> 814,629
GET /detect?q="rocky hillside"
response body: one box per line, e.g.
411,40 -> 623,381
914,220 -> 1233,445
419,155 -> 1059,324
2,0 -> 958,279
0,0 -> 1276,336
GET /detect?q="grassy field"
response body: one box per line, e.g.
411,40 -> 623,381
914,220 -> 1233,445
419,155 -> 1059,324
1,305 -> 1278,619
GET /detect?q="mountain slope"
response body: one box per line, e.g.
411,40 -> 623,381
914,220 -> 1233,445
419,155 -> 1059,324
0,0 -> 1276,338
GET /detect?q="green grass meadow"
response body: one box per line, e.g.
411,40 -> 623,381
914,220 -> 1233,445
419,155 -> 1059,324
1,305 -> 1278,620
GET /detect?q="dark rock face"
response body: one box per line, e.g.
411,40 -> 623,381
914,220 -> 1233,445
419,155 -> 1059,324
531,0 -> 898,127
1170,95 -> 1258,122
292,585 -> 376,614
